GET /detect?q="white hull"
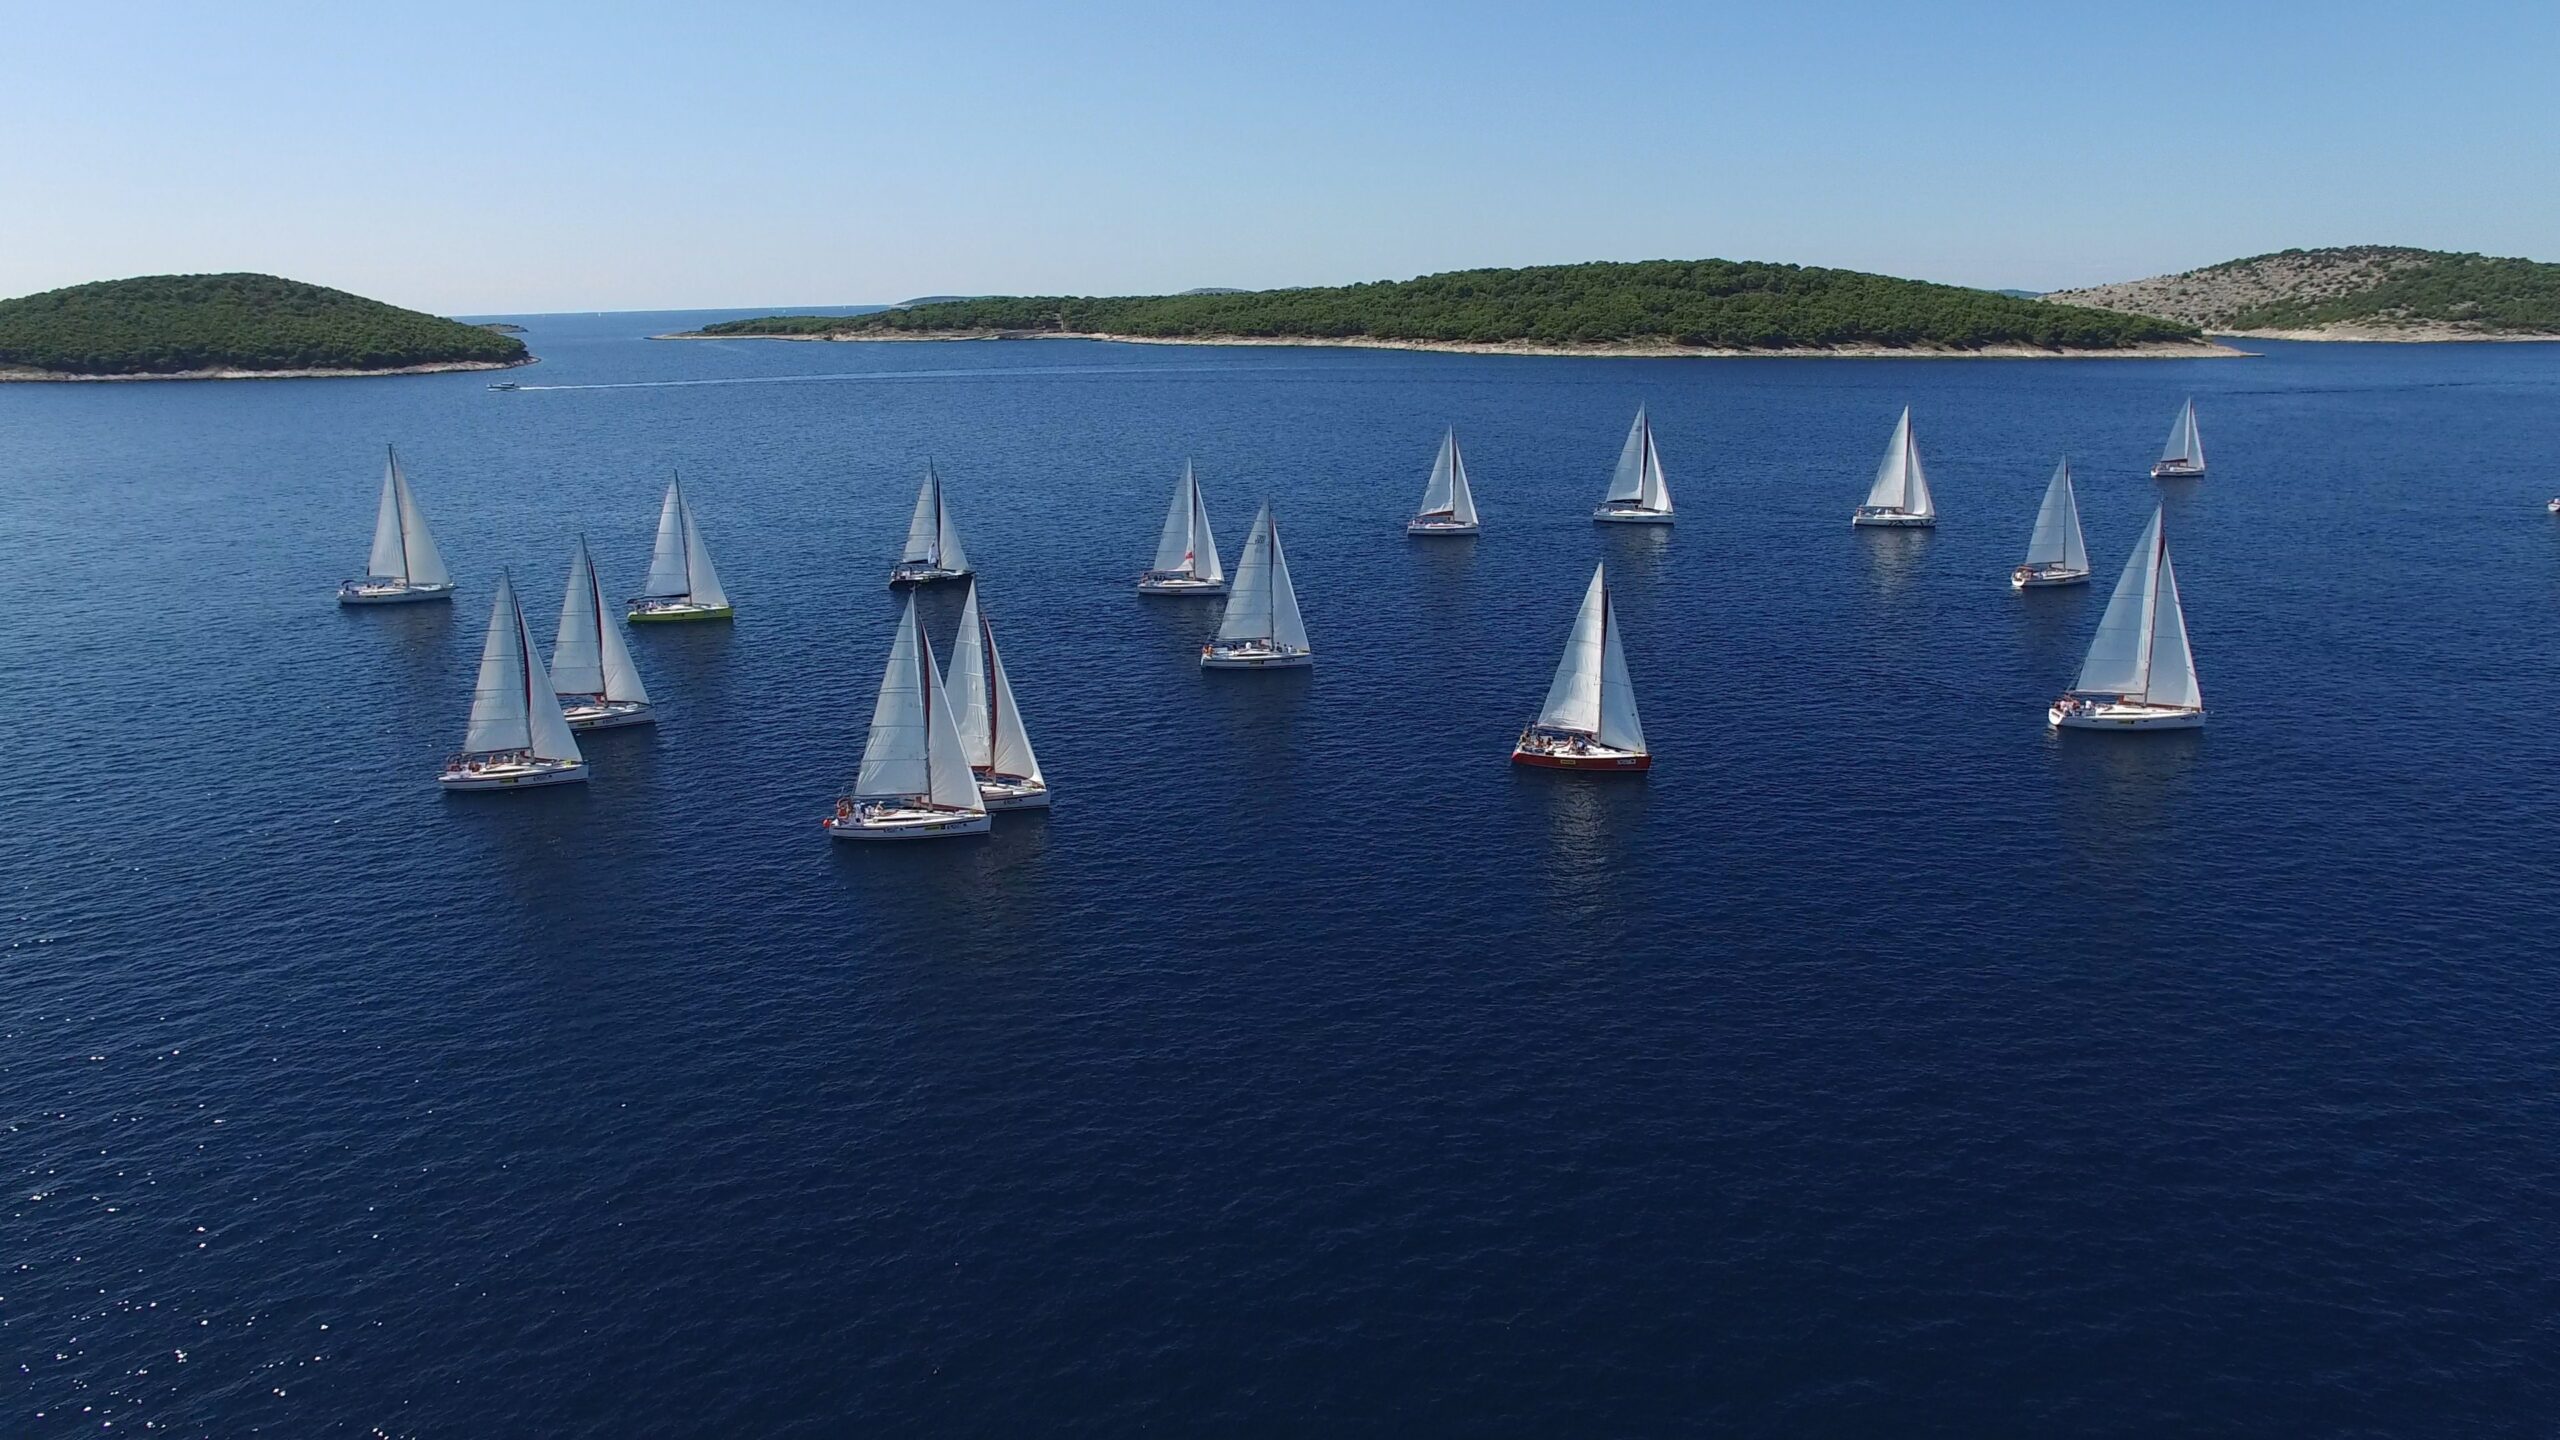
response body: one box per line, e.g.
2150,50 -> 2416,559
2049,699 -> 2205,731
561,699 -> 655,731
438,754 -> 588,790
978,774 -> 1052,810
340,580 -> 455,605
2152,461 -> 2206,480
627,598 -> 733,622
1853,508 -> 1934,528
1137,573 -> 1228,596
1202,641 -> 1312,669
824,803 -> 992,840
2546,498 -> 2560,514
2011,565 -> 2091,590
888,564 -> 971,589
1407,516 -> 1480,536
1592,505 -> 1673,525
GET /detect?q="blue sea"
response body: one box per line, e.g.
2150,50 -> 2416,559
5,317 -> 2558,1436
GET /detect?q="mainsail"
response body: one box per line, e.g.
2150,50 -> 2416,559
462,574 -> 584,762
2160,398 -> 2205,468
1217,503 -> 1309,650
946,582 -> 1044,782
2072,506 -> 2202,707
1605,408 -> 1672,512
554,540 -> 650,704
900,465 -> 972,572
1418,430 -> 1480,524
1152,461 -> 1223,580
854,596 -> 984,809
2022,458 -> 2089,572
1535,564 -> 1645,752
641,476 -> 727,606
367,447 -> 450,585
1862,408 -> 1934,517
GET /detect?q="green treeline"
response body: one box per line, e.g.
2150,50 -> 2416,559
2219,249 -> 2560,332
0,273 -> 530,375
700,259 -> 2197,350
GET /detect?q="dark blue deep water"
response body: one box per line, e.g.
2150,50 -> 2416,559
6,318 -> 2558,1436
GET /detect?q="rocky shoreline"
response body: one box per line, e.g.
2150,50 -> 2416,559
660,329 -> 2242,360
0,356 -> 536,383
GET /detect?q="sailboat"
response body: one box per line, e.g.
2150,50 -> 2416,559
627,474 -> 733,622
824,594 -> 992,839
1852,407 -> 1937,527
2011,457 -> 2092,589
1407,428 -> 1482,535
1592,406 -> 1674,524
439,574 -> 588,789
1137,460 -> 1227,595
339,446 -> 456,604
1513,563 -> 1648,771
552,538 -> 654,729
944,581 -> 1049,810
888,463 -> 973,587
2151,398 -> 2206,479
2050,506 -> 2205,730
1202,502 -> 1312,668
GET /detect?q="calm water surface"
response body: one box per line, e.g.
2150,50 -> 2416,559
4,317 -> 2558,1435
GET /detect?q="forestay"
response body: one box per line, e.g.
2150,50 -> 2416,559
1863,408 -> 1935,516
554,540 -> 650,703
1536,564 -> 1646,752
2023,458 -> 2089,571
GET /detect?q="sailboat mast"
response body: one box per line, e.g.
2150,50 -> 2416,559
389,446 -> 411,580
674,475 -> 692,595
512,586 -> 536,752
982,610 -> 1000,764
2137,520 -> 2166,697
584,544 -> 611,699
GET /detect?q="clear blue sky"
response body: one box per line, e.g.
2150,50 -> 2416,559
4,0 -> 2551,314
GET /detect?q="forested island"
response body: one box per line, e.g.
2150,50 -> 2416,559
0,273 -> 533,380
2045,247 -> 2560,340
675,259 -> 2216,357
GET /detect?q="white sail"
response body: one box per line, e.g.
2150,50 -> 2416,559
900,467 -> 943,565
678,499 -> 726,607
1152,462 -> 1199,572
1637,421 -> 1670,513
1267,510 -> 1309,653
1535,565 -> 1644,751
368,448 -> 450,585
986,614 -> 1042,782
935,483 -> 970,574
1863,408 -> 1932,516
2072,506 -> 2202,705
2023,458 -> 2088,571
643,481 -> 690,597
1606,407 -> 1650,503
1218,504 -> 1276,642
946,583 -> 994,763
2161,399 -> 2203,467
1189,473 -> 1224,584
855,598 -> 985,810
554,540 -> 649,703
464,575 -> 583,762
1419,431 -> 1459,515
1448,432 -> 1480,526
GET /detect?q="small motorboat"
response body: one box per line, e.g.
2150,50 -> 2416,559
488,381 -> 520,392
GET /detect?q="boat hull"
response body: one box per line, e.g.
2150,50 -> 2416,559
888,565 -> 972,589
438,756 -> 588,790
978,774 -> 1052,811
1592,506 -> 1673,526
339,580 -> 455,606
1407,517 -> 1481,536
1201,643 -> 1312,670
1137,574 -> 1229,596
627,601 -> 733,623
2011,565 -> 2091,590
1512,744 -> 1651,772
1852,509 -> 1935,528
2049,700 -> 2205,731
2151,462 -> 2206,479
561,699 -> 655,731
824,805 -> 992,840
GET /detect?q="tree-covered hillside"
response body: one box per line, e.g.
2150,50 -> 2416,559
0,274 -> 530,376
695,259 -> 2198,352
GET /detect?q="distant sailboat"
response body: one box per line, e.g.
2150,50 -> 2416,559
2152,397 -> 2207,479
888,463 -> 973,587
2011,457 -> 2091,589
1137,460 -> 1228,595
825,595 -> 992,839
1852,407 -> 1937,527
2050,506 -> 2205,730
339,445 -> 456,604
1407,429 -> 1482,535
627,474 -> 733,622
439,573 -> 588,789
1592,406 -> 1674,524
1202,502 -> 1312,668
552,538 -> 654,729
944,581 -> 1050,810
1513,564 -> 1649,771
